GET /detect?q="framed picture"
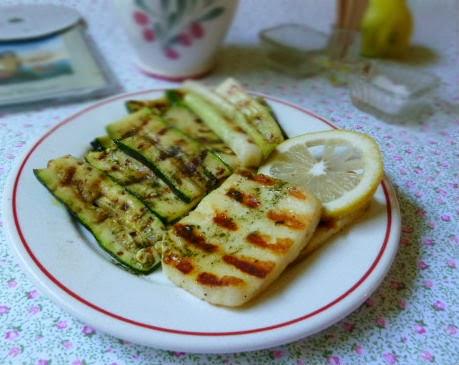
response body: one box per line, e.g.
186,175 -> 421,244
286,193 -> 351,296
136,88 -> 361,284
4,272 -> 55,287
0,25 -> 118,108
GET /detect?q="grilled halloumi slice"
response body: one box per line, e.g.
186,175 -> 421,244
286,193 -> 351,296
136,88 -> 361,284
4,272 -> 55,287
295,203 -> 370,261
162,169 -> 321,307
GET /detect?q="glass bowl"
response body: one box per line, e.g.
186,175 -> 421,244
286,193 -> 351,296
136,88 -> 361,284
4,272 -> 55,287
350,61 -> 440,119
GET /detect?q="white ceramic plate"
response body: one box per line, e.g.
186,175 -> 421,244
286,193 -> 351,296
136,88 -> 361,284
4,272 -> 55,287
3,90 -> 400,353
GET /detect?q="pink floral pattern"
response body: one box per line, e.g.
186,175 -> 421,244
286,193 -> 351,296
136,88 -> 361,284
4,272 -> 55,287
132,0 -> 226,59
0,0 -> 458,364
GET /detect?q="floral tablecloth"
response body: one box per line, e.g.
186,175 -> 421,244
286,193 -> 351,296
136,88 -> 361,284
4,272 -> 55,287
1,1 -> 458,364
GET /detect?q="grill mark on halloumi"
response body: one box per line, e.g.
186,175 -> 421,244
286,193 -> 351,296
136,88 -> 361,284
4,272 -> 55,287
226,188 -> 260,208
246,232 -> 293,254
288,187 -> 307,200
197,272 -> 245,287
213,212 -> 238,231
163,253 -> 194,274
174,224 -> 218,253
223,254 -> 275,279
295,203 -> 371,261
238,169 -> 276,186
177,261 -> 194,274
267,210 -> 309,230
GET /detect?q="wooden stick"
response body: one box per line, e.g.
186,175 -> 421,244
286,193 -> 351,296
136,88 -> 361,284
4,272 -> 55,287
337,0 -> 347,28
344,0 -> 354,29
332,0 -> 369,59
348,0 -> 368,30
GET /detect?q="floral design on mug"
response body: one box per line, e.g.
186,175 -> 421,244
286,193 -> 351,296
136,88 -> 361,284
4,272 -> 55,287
132,0 -> 226,59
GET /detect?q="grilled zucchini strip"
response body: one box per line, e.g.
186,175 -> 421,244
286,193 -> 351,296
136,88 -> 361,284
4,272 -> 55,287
108,108 -> 231,197
108,110 -> 205,202
85,145 -> 198,223
162,96 -> 239,169
107,108 -> 159,140
125,98 -> 170,114
183,81 -> 271,158
90,135 -> 116,151
117,134 -> 206,203
125,93 -> 240,170
183,92 -> 262,167
34,156 -> 164,274
215,78 -> 284,150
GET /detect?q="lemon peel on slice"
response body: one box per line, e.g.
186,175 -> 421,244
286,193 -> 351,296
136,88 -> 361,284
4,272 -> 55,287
259,130 -> 384,219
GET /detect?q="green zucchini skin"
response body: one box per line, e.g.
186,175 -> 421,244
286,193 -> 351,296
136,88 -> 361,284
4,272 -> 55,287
90,135 -> 116,151
169,126 -> 232,185
165,89 -> 183,105
183,81 -> 272,158
125,100 -> 145,114
125,98 -> 170,114
183,92 -> 263,167
108,108 -> 208,203
126,93 -> 239,170
162,102 -> 239,170
255,97 -> 288,139
117,134 -> 207,203
85,147 -> 198,224
215,78 -> 285,152
110,110 -> 231,200
106,108 -> 157,140
34,156 -> 164,274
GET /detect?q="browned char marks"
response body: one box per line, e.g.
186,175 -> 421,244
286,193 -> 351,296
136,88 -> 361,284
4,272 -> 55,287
163,252 -> 194,274
93,210 -> 109,224
288,187 -> 307,200
213,212 -> 238,231
238,169 -> 277,186
267,210 -> 308,230
246,232 -> 293,254
61,166 -> 76,186
73,176 -> 102,204
122,115 -> 152,139
95,151 -> 108,160
226,188 -> 260,208
197,272 -> 244,287
318,219 -> 339,230
157,127 -> 169,136
176,261 -> 193,274
223,255 -> 274,279
174,224 -> 218,253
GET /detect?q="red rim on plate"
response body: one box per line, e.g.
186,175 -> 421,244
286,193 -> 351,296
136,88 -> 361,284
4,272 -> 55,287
11,90 -> 394,336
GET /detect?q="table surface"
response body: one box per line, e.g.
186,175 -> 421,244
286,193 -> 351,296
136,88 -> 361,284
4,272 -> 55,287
1,1 -> 458,364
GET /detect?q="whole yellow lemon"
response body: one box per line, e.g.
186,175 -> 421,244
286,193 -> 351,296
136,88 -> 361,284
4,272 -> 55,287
361,0 -> 413,58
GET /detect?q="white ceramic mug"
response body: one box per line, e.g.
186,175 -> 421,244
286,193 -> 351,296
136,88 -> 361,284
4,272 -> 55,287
114,0 -> 239,81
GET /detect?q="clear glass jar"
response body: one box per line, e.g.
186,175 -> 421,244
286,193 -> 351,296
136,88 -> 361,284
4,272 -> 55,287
259,24 -> 328,77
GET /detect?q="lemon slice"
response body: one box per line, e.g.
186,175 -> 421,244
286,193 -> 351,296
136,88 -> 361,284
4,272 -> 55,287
259,130 -> 384,219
